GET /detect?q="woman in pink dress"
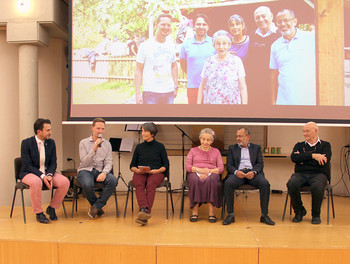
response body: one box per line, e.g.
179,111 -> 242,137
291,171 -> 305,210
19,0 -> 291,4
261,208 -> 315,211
185,128 -> 224,223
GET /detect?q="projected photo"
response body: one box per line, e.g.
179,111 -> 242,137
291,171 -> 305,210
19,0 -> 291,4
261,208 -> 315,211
69,0 -> 349,122
71,0 -> 317,105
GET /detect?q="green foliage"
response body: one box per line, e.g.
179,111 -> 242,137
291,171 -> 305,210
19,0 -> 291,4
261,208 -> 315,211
73,0 -> 189,49
298,24 -> 315,32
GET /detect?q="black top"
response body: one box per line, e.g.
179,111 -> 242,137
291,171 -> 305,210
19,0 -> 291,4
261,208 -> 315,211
291,140 -> 332,178
130,139 -> 169,172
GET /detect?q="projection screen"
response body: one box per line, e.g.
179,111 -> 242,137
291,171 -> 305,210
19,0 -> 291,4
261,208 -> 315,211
69,0 -> 350,124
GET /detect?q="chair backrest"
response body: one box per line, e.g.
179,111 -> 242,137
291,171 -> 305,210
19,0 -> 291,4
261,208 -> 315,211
14,157 -> 22,181
164,166 -> 170,180
325,163 -> 331,183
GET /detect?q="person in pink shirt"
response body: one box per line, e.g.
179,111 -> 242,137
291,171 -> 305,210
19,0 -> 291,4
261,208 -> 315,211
185,128 -> 224,223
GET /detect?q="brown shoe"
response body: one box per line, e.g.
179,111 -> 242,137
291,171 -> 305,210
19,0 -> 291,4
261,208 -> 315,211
135,218 -> 148,226
137,207 -> 151,221
88,205 -> 98,219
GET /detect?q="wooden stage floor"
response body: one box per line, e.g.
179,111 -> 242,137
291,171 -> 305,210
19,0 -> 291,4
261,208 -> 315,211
1,191 -> 350,264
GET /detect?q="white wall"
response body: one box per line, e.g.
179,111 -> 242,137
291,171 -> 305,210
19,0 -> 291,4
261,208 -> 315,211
62,123 -> 350,195
0,31 -> 20,206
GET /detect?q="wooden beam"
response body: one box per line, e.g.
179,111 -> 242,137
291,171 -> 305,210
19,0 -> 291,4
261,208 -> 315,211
316,0 -> 345,105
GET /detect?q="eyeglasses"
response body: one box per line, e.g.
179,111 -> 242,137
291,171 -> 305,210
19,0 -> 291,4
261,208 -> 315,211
276,18 -> 294,26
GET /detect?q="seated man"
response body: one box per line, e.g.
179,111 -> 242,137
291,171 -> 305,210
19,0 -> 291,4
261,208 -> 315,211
77,118 -> 118,219
223,127 -> 275,226
20,118 -> 69,223
287,121 -> 332,224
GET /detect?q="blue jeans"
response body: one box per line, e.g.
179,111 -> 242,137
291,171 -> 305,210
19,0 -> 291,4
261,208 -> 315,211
77,169 -> 118,209
142,91 -> 174,104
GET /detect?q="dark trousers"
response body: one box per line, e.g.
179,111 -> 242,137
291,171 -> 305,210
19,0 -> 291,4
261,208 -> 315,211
224,173 -> 270,215
287,172 -> 327,217
133,172 -> 164,213
77,169 -> 118,210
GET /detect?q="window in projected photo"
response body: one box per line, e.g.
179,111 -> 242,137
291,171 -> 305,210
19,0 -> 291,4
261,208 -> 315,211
69,0 -> 348,123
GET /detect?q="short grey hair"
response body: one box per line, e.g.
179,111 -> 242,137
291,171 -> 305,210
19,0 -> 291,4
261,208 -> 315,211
141,122 -> 158,136
276,9 -> 295,19
238,127 -> 250,136
212,30 -> 232,46
199,128 -> 216,140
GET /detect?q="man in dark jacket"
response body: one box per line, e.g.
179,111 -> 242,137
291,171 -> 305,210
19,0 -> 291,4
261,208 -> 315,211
20,118 -> 69,223
223,127 -> 275,226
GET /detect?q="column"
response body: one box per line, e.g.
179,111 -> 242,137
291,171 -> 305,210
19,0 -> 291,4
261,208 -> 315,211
19,44 -> 38,139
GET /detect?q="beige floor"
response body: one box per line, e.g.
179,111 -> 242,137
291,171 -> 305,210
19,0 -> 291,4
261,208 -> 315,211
1,191 -> 350,264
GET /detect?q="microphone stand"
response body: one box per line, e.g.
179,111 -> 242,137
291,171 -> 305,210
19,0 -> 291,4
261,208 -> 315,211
174,125 -> 198,182
117,151 -> 128,187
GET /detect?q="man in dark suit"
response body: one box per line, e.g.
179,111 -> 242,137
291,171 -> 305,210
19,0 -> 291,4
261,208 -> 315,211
20,118 -> 69,223
223,127 -> 275,225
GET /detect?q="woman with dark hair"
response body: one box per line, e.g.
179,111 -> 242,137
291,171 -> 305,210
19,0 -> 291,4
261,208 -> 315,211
185,128 -> 224,223
228,14 -> 249,62
130,122 -> 169,225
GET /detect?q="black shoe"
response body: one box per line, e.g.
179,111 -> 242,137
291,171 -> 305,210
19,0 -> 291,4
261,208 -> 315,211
222,214 -> 235,225
36,212 -> 50,224
208,215 -> 217,223
311,216 -> 321,224
138,207 -> 151,221
135,218 -> 148,226
260,215 -> 275,225
97,208 -> 105,217
46,206 -> 58,220
190,215 -> 198,222
292,207 -> 307,223
88,205 -> 98,219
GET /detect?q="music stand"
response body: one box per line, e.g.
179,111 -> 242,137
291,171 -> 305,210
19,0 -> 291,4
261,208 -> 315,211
125,124 -> 142,144
109,138 -> 134,187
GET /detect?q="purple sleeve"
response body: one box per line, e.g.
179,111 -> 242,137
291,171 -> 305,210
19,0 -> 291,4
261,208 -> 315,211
185,148 -> 194,172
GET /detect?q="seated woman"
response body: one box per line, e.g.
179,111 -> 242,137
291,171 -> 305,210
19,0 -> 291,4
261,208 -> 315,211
185,128 -> 224,223
130,122 -> 169,225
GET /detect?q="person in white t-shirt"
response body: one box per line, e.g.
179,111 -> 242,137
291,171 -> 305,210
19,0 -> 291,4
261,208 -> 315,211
134,14 -> 179,104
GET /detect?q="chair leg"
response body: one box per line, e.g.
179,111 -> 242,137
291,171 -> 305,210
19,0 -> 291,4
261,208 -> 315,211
327,189 -> 330,225
221,196 -> 225,220
179,186 -> 185,219
282,193 -> 289,221
62,201 -> 67,218
166,186 -> 169,219
10,188 -> 17,218
20,189 -> 26,224
169,184 -> 174,213
71,184 -> 78,218
114,190 -> 119,218
131,188 -> 134,212
123,187 -> 130,218
330,189 -> 335,218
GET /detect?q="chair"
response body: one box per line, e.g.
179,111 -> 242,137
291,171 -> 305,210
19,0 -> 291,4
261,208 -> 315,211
179,179 -> 189,219
123,169 -> 174,219
71,168 -> 119,218
221,184 -> 259,219
282,165 -> 335,225
10,157 -> 68,223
